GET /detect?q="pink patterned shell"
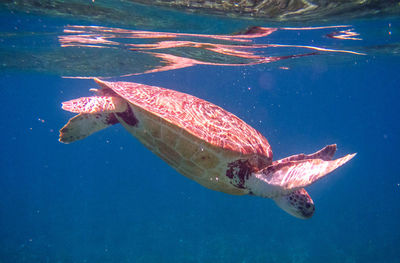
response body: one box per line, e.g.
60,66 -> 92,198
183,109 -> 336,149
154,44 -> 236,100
95,78 -> 272,160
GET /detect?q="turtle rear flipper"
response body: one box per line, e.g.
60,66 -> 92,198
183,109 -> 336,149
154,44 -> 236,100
59,95 -> 127,143
273,188 -> 315,219
59,113 -> 119,143
62,96 -> 127,114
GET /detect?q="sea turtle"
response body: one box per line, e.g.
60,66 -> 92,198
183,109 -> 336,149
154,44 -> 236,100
59,78 -> 355,219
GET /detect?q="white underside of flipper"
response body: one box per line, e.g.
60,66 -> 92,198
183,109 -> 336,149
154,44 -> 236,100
260,153 -> 356,190
59,113 -> 119,143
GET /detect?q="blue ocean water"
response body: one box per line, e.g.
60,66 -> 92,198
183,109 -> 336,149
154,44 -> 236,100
1,5 -> 399,263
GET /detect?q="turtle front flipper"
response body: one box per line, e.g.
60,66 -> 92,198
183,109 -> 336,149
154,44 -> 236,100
244,148 -> 355,218
273,144 -> 337,164
249,152 -> 356,192
273,188 -> 315,219
59,95 -> 127,143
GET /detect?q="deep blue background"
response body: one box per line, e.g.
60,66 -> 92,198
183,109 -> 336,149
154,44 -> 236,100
1,10 -> 399,263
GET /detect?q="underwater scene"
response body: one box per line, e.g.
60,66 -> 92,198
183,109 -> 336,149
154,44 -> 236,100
0,1 -> 399,262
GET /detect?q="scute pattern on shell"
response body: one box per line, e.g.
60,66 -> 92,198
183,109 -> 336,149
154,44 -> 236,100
95,79 -> 272,159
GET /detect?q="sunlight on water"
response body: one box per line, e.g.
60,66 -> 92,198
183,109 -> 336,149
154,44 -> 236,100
59,25 -> 365,78
1,20 -> 367,78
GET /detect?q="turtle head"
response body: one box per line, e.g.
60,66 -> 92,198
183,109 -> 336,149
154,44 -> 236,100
245,172 -> 315,219
273,189 -> 315,219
